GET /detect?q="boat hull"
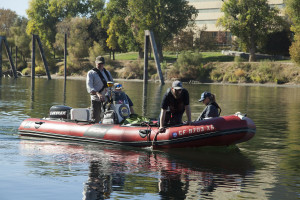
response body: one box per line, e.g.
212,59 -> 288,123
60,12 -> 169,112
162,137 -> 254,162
18,115 -> 256,149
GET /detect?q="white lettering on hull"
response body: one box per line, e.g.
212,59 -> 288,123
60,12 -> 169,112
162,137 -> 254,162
172,125 -> 215,138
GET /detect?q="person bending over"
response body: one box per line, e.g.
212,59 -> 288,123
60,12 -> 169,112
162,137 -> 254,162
159,80 -> 192,132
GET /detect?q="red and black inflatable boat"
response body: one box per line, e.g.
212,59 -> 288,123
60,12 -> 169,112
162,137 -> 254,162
18,106 -> 256,149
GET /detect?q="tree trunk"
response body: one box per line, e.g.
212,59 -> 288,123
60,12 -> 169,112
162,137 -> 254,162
157,43 -> 164,61
138,48 -> 144,59
249,36 -> 256,62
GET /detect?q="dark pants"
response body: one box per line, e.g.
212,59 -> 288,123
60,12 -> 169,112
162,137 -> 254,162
91,100 -> 103,123
164,111 -> 183,126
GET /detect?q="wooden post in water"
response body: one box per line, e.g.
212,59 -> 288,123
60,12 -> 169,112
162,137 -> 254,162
64,33 -> 67,80
31,34 -> 51,80
143,30 -> 164,85
143,32 -> 149,85
0,38 -> 2,77
31,34 -> 35,81
36,35 -> 51,80
0,36 -> 18,78
15,46 -> 18,71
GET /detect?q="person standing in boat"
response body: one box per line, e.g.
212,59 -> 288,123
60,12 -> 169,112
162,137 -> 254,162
86,56 -> 113,123
159,80 -> 192,132
196,91 -> 221,121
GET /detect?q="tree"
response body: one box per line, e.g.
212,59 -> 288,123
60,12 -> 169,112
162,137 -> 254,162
26,0 -> 105,50
127,0 -> 198,60
289,33 -> 300,65
259,30 -> 292,56
55,17 -> 93,71
286,0 -> 300,64
100,0 -> 138,56
164,25 -> 195,54
286,0 -> 300,33
102,0 -> 197,60
217,0 -> 282,61
9,17 -> 31,70
0,8 -> 17,35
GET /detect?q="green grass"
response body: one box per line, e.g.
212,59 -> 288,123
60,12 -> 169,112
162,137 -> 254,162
113,51 -> 290,63
114,52 -> 140,60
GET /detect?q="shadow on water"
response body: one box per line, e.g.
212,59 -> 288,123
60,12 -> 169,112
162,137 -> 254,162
19,138 -> 254,200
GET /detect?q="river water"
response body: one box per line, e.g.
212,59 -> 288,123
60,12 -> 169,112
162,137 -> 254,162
0,77 -> 300,200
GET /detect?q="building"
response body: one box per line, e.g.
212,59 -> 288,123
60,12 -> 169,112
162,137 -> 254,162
187,0 -> 285,46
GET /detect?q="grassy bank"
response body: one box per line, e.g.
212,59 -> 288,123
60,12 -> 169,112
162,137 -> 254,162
51,51 -> 299,85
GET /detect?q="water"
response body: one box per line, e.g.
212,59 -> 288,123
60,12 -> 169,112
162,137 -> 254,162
1,77 -> 300,199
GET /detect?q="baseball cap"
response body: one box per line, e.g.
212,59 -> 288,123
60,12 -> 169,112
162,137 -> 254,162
114,83 -> 122,89
199,91 -> 211,102
95,56 -> 105,64
172,80 -> 183,90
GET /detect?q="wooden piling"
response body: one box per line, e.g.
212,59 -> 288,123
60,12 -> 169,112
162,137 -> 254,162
143,30 -> 164,85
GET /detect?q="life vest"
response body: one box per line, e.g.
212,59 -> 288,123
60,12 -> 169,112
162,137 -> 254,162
103,91 -> 131,124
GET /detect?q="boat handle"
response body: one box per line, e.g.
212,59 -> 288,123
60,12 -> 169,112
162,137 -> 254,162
35,122 -> 45,125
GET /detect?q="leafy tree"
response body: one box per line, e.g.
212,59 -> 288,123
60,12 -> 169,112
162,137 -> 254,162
26,0 -> 105,50
217,0 -> 282,61
194,26 -> 217,51
289,33 -> 300,65
102,0 -> 197,60
89,41 -> 105,64
286,0 -> 300,33
0,8 -> 17,35
55,17 -> 93,72
26,0 -> 60,49
164,25 -> 196,54
9,17 -> 31,70
259,30 -> 292,56
127,0 -> 198,60
286,0 -> 300,64
101,0 -> 137,56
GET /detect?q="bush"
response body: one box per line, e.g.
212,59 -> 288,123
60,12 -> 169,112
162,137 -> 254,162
89,41 -> 105,64
116,61 -> 146,79
21,68 -> 30,76
290,33 -> 300,65
234,56 -> 247,63
35,66 -> 46,76
168,52 -> 211,81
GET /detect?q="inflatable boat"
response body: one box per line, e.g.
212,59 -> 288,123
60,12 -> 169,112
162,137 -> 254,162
18,108 -> 256,149
18,89 -> 255,149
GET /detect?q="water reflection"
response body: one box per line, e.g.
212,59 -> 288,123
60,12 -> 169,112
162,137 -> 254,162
19,139 -> 254,199
142,82 -> 147,117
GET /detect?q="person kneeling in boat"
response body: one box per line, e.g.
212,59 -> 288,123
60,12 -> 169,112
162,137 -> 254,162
196,91 -> 221,121
159,80 -> 192,133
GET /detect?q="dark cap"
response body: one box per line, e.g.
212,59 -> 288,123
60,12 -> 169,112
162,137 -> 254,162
172,80 -> 183,90
95,56 -> 105,64
199,91 -> 211,102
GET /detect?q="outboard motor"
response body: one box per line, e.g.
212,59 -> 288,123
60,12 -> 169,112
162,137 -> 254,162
49,105 -> 72,119
103,91 -> 130,124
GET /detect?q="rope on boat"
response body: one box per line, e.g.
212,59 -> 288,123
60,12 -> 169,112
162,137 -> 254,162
142,122 -> 160,150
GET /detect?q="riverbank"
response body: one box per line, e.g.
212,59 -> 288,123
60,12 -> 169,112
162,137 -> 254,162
40,73 -> 300,88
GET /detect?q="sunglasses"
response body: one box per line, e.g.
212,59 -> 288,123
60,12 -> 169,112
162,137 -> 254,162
115,84 -> 122,88
174,89 -> 182,92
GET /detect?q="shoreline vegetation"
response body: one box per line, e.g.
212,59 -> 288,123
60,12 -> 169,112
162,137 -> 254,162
20,51 -> 300,87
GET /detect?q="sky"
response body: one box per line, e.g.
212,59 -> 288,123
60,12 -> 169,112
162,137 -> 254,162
0,0 -> 29,17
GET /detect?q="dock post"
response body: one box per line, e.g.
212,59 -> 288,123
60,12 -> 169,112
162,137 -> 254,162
0,36 -> 18,78
36,35 -> 51,80
64,33 -> 67,80
31,34 -> 35,81
144,30 -> 164,85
